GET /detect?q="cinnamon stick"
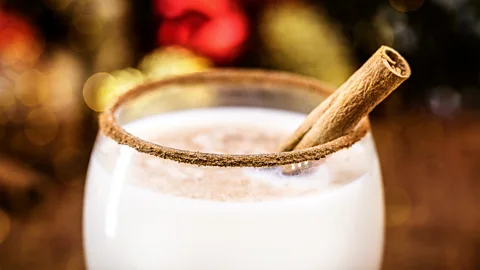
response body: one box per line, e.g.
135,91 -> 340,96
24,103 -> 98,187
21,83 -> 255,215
277,89 -> 340,152
280,46 -> 411,174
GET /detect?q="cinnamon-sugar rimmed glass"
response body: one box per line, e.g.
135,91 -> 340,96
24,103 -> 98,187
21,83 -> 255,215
100,69 -> 370,166
84,69 -> 384,270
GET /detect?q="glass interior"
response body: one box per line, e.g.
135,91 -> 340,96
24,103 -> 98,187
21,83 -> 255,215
116,80 -> 326,126
84,73 -> 384,270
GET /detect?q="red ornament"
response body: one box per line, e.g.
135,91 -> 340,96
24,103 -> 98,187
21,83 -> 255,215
155,0 -> 249,63
0,11 -> 42,70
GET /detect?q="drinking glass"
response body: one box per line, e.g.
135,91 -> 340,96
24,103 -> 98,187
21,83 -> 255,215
83,69 -> 384,269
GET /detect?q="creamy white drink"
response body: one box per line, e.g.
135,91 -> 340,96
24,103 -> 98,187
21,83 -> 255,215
83,107 -> 384,270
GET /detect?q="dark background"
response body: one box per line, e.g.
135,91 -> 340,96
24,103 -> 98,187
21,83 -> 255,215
5,0 -> 480,110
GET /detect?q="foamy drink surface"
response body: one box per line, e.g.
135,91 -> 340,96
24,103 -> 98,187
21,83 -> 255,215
97,107 -> 368,202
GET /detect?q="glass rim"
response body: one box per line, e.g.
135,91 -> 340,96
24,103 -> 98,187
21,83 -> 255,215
99,69 -> 370,167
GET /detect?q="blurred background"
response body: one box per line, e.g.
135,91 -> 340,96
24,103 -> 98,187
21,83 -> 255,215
0,0 -> 479,269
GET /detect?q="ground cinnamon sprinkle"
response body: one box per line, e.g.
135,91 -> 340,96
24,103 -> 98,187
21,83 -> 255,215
108,124 -> 369,202
99,69 -> 370,168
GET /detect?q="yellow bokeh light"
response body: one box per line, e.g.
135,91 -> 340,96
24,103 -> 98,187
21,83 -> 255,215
44,74 -> 75,112
94,0 -> 126,20
83,72 -> 117,112
389,0 -> 424,12
0,209 -> 11,244
259,2 -> 354,86
14,69 -> 49,107
24,107 -> 58,146
138,47 -> 212,81
110,68 -> 144,93
385,186 -> 412,227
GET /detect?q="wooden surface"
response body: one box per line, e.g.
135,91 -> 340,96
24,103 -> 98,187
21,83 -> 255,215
0,111 -> 479,269
373,112 -> 480,269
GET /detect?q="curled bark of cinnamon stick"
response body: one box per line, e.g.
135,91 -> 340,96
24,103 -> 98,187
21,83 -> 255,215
280,46 -> 411,175
277,89 -> 340,152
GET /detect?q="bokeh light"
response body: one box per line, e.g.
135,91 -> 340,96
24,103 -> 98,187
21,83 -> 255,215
259,1 -> 353,86
14,69 -> 49,107
389,0 -> 425,12
0,28 -> 29,67
82,69 -> 145,112
0,209 -> 11,244
84,47 -> 213,114
138,46 -> 211,81
428,86 -> 462,117
0,13 -> 45,71
44,74 -> 75,113
0,1 -> 479,269
110,68 -> 144,90
82,72 -> 117,112
24,107 -> 59,146
385,186 -> 412,227
94,0 -> 128,20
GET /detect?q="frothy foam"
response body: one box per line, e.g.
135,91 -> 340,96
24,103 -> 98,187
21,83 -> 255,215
97,107 -> 369,202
